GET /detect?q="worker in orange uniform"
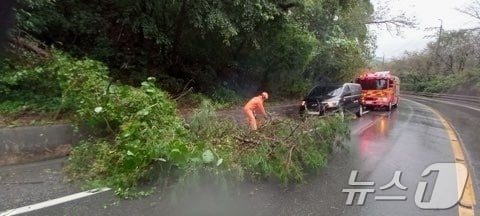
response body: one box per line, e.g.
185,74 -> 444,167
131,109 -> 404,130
243,92 -> 269,130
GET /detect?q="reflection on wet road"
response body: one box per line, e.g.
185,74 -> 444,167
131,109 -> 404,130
343,100 -> 458,216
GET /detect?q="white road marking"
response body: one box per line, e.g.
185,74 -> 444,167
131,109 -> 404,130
351,113 -> 386,135
362,110 -> 370,115
0,187 -> 111,216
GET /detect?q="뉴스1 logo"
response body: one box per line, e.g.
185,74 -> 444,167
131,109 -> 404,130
342,162 -> 469,209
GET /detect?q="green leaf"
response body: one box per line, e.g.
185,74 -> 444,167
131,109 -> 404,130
216,158 -> 223,166
94,106 -> 103,113
171,148 -> 180,153
190,157 -> 202,163
121,132 -> 131,138
202,150 -> 215,163
136,109 -> 149,116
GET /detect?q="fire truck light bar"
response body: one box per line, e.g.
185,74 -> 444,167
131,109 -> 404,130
359,71 -> 392,79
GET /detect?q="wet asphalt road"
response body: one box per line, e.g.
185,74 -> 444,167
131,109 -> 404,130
404,95 -> 480,214
0,159 -> 80,211
0,98 -> 475,216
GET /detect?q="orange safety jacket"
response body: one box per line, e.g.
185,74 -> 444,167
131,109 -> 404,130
243,95 -> 267,116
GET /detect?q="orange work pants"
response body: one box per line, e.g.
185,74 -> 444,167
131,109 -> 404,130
243,108 -> 257,130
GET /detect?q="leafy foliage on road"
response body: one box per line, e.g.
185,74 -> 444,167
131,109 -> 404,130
188,101 -> 349,185
41,52 -> 350,196
52,54 -> 195,195
57,56 -> 350,195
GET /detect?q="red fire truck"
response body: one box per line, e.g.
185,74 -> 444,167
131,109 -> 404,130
355,71 -> 400,111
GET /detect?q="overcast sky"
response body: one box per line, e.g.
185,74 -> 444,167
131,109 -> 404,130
370,0 -> 479,59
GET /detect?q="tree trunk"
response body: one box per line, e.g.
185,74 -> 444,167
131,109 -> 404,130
0,0 -> 15,53
171,0 -> 191,61
10,37 -> 51,58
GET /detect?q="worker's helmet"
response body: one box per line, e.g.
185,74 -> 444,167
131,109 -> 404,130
261,92 -> 269,100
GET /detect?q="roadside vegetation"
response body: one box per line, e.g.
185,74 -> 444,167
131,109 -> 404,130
2,0 -> 415,115
1,49 -> 351,196
378,1 -> 480,95
0,0 -> 414,197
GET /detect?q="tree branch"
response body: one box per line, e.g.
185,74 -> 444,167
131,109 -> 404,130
456,0 -> 480,21
366,19 -> 415,26
10,36 -> 51,58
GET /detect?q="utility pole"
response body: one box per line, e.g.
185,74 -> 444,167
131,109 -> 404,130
382,53 -> 385,69
435,19 -> 443,56
434,19 -> 443,74
438,19 -> 443,40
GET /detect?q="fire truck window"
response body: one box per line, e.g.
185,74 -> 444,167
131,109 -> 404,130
358,79 -> 388,90
389,79 -> 394,87
376,79 -> 387,89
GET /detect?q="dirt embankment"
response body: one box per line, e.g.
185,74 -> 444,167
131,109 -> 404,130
0,113 -> 71,128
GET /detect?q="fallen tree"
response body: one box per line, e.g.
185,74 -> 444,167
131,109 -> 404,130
1,51 -> 351,197
188,101 -> 350,184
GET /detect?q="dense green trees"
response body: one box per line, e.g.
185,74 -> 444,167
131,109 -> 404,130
6,0 -> 375,99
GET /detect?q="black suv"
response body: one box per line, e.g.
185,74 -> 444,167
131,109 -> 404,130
299,83 -> 363,117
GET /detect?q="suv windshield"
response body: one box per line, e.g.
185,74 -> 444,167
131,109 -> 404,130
307,85 -> 343,97
357,79 -> 388,90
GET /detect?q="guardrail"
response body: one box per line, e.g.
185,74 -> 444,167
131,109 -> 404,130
402,91 -> 480,104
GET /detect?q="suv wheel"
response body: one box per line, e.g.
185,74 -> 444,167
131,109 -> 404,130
318,105 -> 326,116
356,106 -> 363,118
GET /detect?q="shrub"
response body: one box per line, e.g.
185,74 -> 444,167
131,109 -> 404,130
210,86 -> 242,105
65,79 -> 195,189
403,70 -> 480,94
0,56 -> 63,113
176,92 -> 210,109
55,53 -> 199,195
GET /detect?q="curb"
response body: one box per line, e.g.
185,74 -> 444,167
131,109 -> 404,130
0,124 -> 85,166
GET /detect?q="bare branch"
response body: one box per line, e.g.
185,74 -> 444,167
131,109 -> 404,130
173,87 -> 193,101
456,0 -> 480,22
367,1 -> 417,35
366,18 -> 416,27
